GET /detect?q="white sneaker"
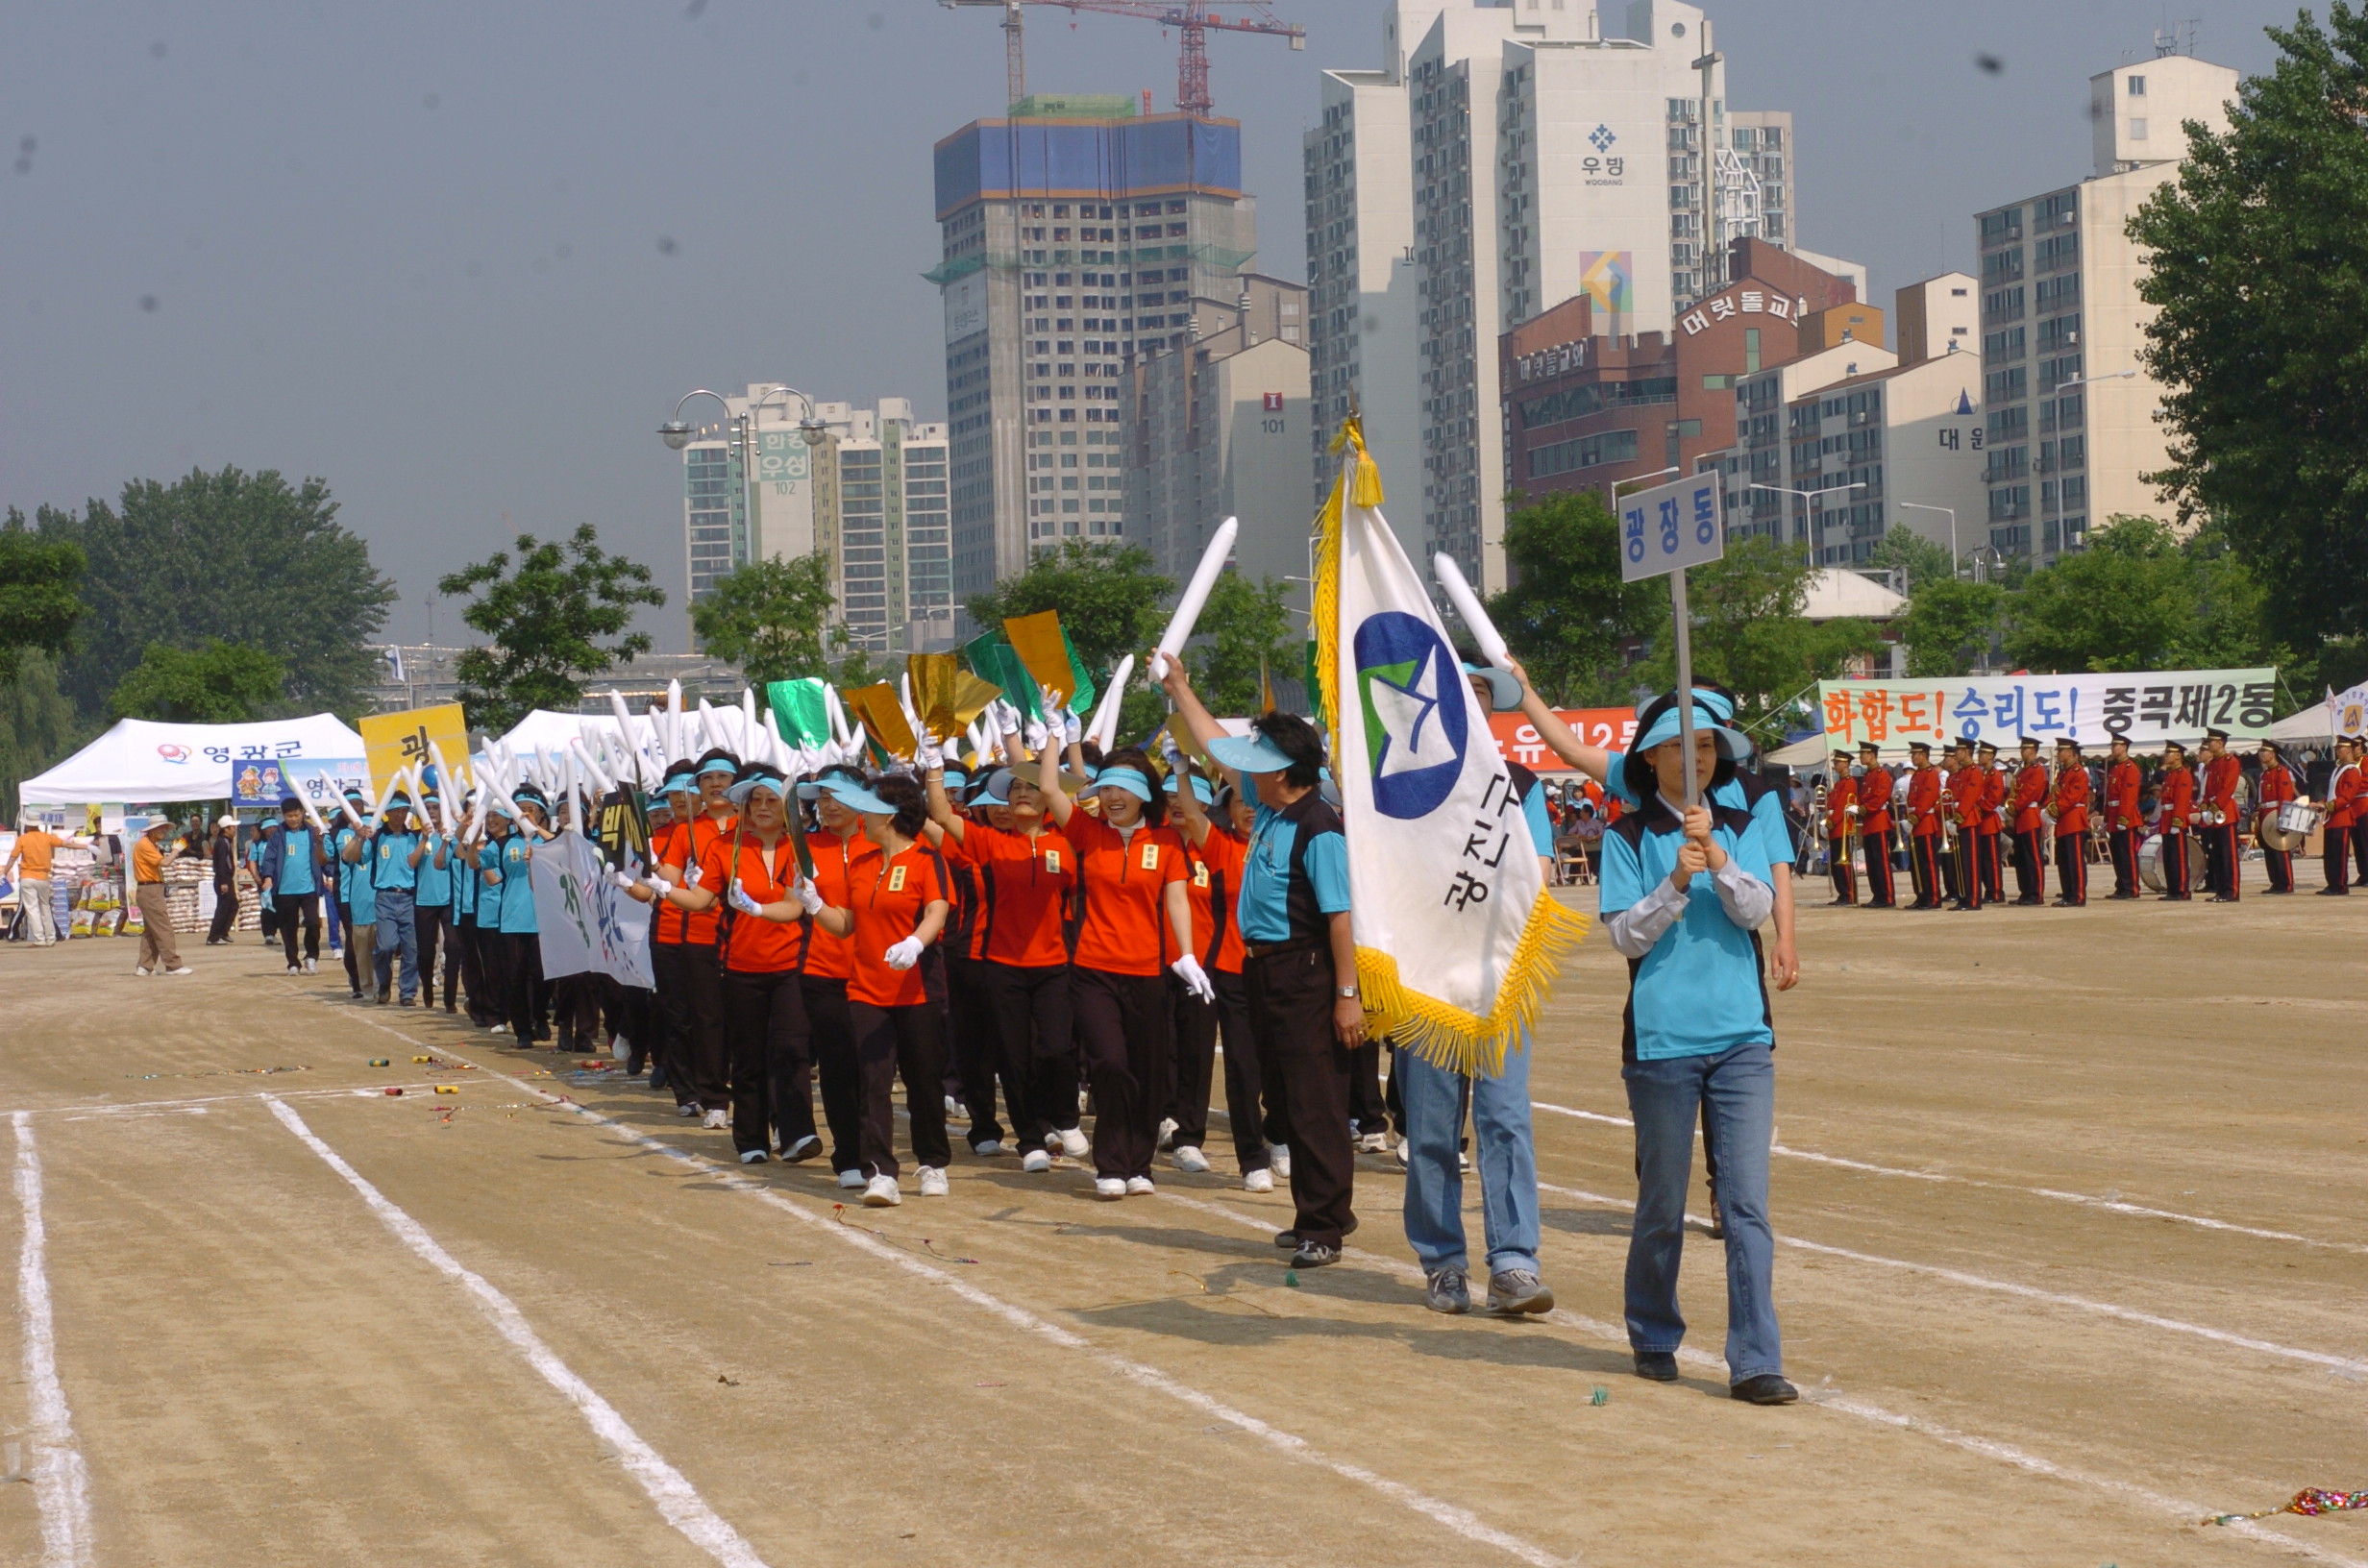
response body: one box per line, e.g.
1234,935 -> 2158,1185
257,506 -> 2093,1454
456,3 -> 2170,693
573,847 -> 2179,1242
1172,1144 -> 1210,1174
1056,1127 -> 1090,1160
1394,1137 -> 1410,1168
1125,1175 -> 1155,1196
1094,1177 -> 1126,1200
1022,1149 -> 1051,1173
285,963 -> 301,975
1269,1143 -> 1292,1178
303,958 -> 317,975
863,1174 -> 901,1207
677,1101 -> 703,1117
610,1036 -> 630,1063
1243,1167 -> 1274,1193
837,1169 -> 866,1189
702,1109 -> 728,1131
1157,1115 -> 1178,1148
490,1023 -> 510,1035
163,967 -> 193,976
133,967 -> 152,977
971,1139 -> 1007,1158
780,1134 -> 822,1164
945,1094 -> 967,1120
739,1148 -> 768,1164
1355,1130 -> 1391,1154
917,1165 -> 949,1197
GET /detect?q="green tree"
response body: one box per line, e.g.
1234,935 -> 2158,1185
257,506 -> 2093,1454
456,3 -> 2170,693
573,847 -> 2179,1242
437,525 -> 665,734
964,540 -> 1173,675
1632,535 -> 1883,734
0,511 -> 86,682
1487,491 -> 1659,704
110,639 -> 288,723
1864,527 -> 1956,592
829,634 -> 889,693
1188,572 -> 1295,714
2131,5 -> 2368,646
2001,516 -> 2281,673
35,468 -> 394,718
689,553 -> 836,685
1899,578 -> 2007,677
0,653 -> 98,821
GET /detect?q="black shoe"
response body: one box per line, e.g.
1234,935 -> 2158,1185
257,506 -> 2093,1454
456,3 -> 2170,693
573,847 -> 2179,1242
1731,1373 -> 1799,1405
2318,887 -> 2350,895
648,1066 -> 670,1092
1289,1240 -> 1340,1269
2208,894 -> 2239,903
1633,1351 -> 1680,1382
2014,897 -> 2043,906
1274,1229 -> 1299,1249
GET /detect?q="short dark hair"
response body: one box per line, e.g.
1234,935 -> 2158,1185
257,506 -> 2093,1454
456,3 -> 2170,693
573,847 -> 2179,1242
1250,711 -> 1326,790
867,772 -> 929,839
1076,739 -> 1106,772
1101,747 -> 1168,826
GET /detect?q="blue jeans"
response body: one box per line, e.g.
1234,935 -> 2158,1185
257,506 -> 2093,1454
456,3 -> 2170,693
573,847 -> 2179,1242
1622,1041 -> 1781,1383
372,889 -> 419,1000
1399,1030 -> 1541,1277
322,880 -> 344,950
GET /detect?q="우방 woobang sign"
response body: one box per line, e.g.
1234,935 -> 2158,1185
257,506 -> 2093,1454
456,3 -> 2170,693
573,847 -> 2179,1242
1816,670 -> 2278,751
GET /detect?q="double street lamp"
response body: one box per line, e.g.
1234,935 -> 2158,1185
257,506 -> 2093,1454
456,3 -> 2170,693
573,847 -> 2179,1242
660,385 -> 829,566
1749,481 -> 1866,567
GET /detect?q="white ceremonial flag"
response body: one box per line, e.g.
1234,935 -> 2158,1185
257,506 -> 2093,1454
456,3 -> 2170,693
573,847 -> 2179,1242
530,829 -> 654,990
1315,419 -> 1586,1076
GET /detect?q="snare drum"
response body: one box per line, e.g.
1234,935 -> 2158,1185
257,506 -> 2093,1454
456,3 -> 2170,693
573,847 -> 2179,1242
2278,801 -> 2318,836
2259,800 -> 2317,853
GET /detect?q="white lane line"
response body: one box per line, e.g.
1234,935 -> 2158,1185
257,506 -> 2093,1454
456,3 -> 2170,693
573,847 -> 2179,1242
3,1083 -> 448,1119
13,1114 -> 94,1568
1530,1180 -> 2368,1378
320,1011 -> 1570,1568
261,1095 -> 773,1568
1154,1188 -> 2367,1568
1532,1100 -> 2368,1256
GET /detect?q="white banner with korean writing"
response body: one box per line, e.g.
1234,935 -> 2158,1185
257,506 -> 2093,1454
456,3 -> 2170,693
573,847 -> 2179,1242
1815,670 -> 2278,752
530,829 -> 654,990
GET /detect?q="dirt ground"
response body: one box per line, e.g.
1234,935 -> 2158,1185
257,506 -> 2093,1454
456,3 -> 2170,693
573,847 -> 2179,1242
0,880 -> 2363,1568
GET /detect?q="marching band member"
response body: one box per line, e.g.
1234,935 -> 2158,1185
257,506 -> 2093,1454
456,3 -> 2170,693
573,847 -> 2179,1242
1037,735 -> 1200,1201
1905,742 -> 1944,910
2319,736 -> 2362,894
2199,728 -> 2244,901
2255,740 -> 2297,894
2008,737 -> 2051,905
2105,737 -> 2145,898
2155,740 -> 2197,901
1975,740 -> 2008,904
1944,738 -> 1985,912
1855,742 -> 1897,908
1824,749 -> 1857,906
2048,738 -> 2090,906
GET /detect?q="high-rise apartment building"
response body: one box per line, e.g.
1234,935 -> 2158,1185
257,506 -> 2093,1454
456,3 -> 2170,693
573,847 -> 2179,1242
678,383 -> 823,615
1125,277 -> 1313,593
1307,0 -> 1797,595
1970,52 -> 2237,562
808,401 -> 954,655
931,96 -> 1260,601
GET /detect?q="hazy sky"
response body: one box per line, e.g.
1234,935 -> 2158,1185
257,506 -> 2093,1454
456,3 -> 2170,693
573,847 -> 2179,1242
2,0 -> 2306,650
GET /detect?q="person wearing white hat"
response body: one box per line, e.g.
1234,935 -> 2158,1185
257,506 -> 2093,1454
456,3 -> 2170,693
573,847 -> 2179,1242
130,817 -> 192,976
206,815 -> 243,945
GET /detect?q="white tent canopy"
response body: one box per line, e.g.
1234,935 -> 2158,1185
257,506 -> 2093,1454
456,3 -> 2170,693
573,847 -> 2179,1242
18,714 -> 367,806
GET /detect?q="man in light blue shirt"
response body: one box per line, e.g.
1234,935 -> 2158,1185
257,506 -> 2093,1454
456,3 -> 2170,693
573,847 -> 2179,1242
368,795 -> 428,1006
1598,695 -> 1795,1405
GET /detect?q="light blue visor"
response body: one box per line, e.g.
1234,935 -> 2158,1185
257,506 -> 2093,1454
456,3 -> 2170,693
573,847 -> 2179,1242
1163,772 -> 1218,804
727,771 -> 789,805
822,777 -> 897,815
1206,733 -> 1295,775
1095,767 -> 1154,802
1633,703 -> 1751,760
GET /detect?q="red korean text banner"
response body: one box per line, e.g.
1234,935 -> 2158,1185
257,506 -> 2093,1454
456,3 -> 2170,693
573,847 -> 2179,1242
1489,709 -> 1636,774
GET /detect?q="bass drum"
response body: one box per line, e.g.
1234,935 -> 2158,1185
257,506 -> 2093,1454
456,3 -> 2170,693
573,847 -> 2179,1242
2137,831 -> 2211,892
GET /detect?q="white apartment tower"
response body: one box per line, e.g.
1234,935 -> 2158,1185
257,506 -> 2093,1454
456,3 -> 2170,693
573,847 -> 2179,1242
1307,0 -> 1795,594
1970,51 -> 2237,563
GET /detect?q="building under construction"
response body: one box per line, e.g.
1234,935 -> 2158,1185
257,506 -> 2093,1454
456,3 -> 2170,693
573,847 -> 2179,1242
928,94 -> 1259,599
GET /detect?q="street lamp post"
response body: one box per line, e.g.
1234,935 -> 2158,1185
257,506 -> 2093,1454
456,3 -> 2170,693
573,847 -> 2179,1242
659,386 -> 828,569
1897,502 -> 1957,575
1605,465 -> 1681,519
1750,481 -> 1866,567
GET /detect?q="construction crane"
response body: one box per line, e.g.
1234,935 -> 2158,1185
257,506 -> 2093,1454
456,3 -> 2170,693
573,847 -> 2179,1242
941,0 -> 1305,118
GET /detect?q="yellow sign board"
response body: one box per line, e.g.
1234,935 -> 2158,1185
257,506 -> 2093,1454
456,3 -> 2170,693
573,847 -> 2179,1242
358,703 -> 474,801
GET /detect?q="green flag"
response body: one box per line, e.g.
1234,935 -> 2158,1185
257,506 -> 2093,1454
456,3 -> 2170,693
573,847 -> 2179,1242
766,678 -> 832,749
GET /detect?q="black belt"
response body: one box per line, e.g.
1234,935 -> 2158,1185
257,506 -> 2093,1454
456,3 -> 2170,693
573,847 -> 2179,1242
1241,936 -> 1322,960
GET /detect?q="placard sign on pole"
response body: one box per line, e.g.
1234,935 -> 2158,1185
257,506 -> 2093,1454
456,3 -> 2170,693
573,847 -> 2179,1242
1618,473 -> 1723,803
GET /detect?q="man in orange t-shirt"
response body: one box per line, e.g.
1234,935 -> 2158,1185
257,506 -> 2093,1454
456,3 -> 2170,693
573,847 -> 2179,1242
4,820 -> 85,947
132,817 -> 190,974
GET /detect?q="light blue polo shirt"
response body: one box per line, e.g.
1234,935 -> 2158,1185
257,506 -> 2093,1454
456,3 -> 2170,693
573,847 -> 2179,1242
414,833 -> 452,906
1235,797 -> 1351,944
1598,804 -> 1775,1061
494,836 -> 538,935
1520,780 -> 1555,856
1602,751 -> 1792,869
277,827 -> 317,897
372,829 -> 421,893
344,836 -> 378,926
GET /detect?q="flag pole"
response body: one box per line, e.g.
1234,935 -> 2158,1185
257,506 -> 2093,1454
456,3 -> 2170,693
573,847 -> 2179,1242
1671,568 -> 1699,807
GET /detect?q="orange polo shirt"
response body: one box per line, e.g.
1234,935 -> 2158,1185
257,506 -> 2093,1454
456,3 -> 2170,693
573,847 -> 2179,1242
846,843 -> 950,1008
1063,815 -> 1188,978
802,828 -> 877,983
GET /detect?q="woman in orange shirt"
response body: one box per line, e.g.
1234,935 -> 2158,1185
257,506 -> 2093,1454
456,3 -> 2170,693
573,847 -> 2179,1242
798,764 -> 879,1188
1039,741 -> 1206,1199
762,773 -> 952,1209
925,757 -> 1081,1174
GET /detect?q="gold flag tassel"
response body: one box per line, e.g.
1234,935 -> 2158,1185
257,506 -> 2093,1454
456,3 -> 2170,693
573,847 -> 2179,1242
1315,416 -> 1588,1079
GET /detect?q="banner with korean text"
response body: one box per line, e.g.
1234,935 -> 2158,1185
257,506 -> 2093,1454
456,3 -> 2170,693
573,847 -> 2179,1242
530,829 -> 654,990
1816,670 -> 2278,752
1489,710 -> 1636,774
358,703 -> 474,799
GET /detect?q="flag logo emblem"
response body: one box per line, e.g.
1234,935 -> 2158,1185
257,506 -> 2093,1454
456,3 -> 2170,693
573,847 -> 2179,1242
1353,611 -> 1467,821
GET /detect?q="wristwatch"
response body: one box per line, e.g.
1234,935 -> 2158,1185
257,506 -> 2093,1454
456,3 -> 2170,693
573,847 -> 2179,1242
1338,985 -> 1361,999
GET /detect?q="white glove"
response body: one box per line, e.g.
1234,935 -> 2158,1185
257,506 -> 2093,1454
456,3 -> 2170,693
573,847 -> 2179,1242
684,861 -> 703,889
1063,706 -> 1083,746
1160,731 -> 1186,772
728,883 -> 764,917
609,868 -> 639,892
884,936 -> 925,970
1171,953 -> 1216,1004
916,730 -> 945,770
1024,715 -> 1050,753
647,872 -> 674,895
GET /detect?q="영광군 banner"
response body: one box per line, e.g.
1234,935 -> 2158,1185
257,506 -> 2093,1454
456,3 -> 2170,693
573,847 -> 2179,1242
1816,669 -> 2278,751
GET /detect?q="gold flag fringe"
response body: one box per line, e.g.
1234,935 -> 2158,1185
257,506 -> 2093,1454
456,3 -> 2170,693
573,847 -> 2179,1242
1317,415 -> 1589,1078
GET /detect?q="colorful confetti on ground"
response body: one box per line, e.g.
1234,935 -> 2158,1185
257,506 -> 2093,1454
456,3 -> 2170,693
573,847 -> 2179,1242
2204,1488 -> 2368,1526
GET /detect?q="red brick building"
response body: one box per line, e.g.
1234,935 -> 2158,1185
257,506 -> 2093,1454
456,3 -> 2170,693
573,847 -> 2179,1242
1500,240 -> 1867,506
